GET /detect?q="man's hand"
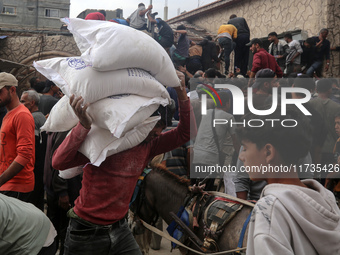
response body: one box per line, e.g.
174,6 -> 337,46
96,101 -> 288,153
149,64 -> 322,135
178,65 -> 187,73
59,195 -> 71,211
176,70 -> 186,89
147,5 -> 153,10
316,40 -> 323,48
70,95 -> 92,129
325,63 -> 330,72
174,70 -> 188,100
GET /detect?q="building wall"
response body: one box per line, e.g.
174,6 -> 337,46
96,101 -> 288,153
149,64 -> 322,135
0,0 -> 70,30
183,0 -> 340,77
0,31 -> 79,86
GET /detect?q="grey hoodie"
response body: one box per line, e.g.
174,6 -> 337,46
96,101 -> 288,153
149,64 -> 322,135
246,179 -> 340,255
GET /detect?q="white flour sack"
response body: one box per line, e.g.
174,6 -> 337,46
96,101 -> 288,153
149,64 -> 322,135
33,57 -> 170,104
61,18 -> 180,87
88,94 -> 168,138
78,116 -> 160,166
41,95 -> 78,132
41,94 -> 169,137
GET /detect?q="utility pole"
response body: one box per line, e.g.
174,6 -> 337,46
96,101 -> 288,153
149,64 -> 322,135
164,0 -> 168,20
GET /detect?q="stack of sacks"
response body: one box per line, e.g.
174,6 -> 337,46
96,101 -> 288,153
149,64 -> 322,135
34,18 -> 180,171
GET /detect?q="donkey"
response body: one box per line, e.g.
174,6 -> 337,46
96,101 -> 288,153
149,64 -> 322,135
131,165 -> 253,254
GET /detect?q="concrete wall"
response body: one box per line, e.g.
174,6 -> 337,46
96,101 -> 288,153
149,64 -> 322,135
191,0 -> 327,39
0,0 -> 70,30
171,0 -> 340,77
0,31 -> 79,86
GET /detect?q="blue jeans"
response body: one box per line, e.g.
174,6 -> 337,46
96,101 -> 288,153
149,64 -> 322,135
64,217 -> 142,255
218,37 -> 236,74
306,60 -> 323,76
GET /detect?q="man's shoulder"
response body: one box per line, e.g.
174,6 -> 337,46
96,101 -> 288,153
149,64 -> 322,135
252,194 -> 278,226
40,94 -> 58,102
14,104 -> 33,117
279,40 -> 288,46
215,108 -> 234,119
32,111 -> 46,122
256,48 -> 268,56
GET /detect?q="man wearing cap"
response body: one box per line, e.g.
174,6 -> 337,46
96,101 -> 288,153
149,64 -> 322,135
246,38 -> 283,86
85,10 -> 106,21
39,80 -> 59,116
0,72 -> 35,202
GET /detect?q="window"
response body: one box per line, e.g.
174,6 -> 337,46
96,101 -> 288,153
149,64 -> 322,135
45,8 -> 59,18
2,6 -> 16,15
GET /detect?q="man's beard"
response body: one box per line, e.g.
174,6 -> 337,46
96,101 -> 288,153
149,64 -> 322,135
0,93 -> 11,107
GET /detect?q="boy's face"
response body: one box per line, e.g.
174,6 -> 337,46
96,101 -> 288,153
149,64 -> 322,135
239,140 -> 267,180
335,117 -> 340,137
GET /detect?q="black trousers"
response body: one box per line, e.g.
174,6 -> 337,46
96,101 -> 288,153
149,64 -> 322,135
234,33 -> 250,76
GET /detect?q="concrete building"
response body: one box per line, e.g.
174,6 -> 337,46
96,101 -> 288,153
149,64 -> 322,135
0,0 -> 70,30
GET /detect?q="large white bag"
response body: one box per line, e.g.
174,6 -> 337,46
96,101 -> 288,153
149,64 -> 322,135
41,94 -> 168,138
79,116 -> 160,166
33,57 -> 170,104
41,95 -> 78,132
89,94 -> 168,138
61,18 -> 180,88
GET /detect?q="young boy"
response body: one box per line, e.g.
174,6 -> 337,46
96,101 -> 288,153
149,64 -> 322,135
237,106 -> 340,255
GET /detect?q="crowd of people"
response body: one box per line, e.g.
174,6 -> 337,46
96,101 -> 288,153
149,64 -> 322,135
0,2 -> 339,255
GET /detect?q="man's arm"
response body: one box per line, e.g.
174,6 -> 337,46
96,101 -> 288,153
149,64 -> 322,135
275,62 -> 283,78
178,65 -> 193,79
290,41 -> 303,63
232,27 -> 238,40
174,70 -> 188,100
236,191 -> 248,200
282,44 -> 289,58
175,30 -> 187,35
0,162 -> 24,187
251,53 -> 261,74
0,112 -> 34,187
139,5 -> 153,16
147,11 -> 156,24
52,96 -> 92,170
148,71 -> 197,158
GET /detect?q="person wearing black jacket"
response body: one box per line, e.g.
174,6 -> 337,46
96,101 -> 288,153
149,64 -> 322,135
44,131 -> 82,255
198,36 -> 219,71
228,14 -> 250,76
147,14 -> 174,52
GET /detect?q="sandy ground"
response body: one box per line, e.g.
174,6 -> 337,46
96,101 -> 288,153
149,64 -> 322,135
149,221 -> 181,255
